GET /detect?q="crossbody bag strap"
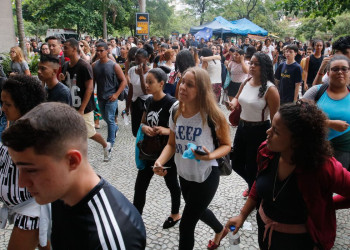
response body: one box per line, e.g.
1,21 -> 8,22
261,103 -> 268,122
235,76 -> 252,99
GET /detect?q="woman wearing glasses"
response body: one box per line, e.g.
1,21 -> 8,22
303,55 -> 350,170
226,52 -> 280,197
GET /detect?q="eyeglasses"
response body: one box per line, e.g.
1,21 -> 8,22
330,67 -> 349,73
96,50 -> 105,53
249,61 -> 260,66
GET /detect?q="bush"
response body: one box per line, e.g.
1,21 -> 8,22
0,54 -> 12,77
28,53 -> 40,76
0,53 -> 40,76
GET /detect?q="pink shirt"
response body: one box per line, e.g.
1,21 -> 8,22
228,61 -> 248,83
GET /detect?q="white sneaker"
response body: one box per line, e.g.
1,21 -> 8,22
103,142 -> 112,162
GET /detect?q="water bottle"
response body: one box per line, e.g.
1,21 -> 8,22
122,110 -> 129,125
229,226 -> 240,250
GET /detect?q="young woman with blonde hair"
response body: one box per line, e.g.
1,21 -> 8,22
79,40 -> 91,62
154,67 -> 231,249
9,46 -> 31,76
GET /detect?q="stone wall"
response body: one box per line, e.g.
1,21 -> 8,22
0,0 -> 16,54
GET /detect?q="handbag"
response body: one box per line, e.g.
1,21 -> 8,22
207,117 -> 232,176
228,103 -> 241,127
228,77 -> 251,127
137,134 -> 168,161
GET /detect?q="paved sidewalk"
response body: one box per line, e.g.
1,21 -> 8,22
0,102 -> 349,249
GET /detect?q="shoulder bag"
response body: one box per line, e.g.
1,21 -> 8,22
207,117 -> 233,176
228,77 -> 251,126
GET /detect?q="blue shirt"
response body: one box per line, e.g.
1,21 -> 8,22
316,86 -> 350,140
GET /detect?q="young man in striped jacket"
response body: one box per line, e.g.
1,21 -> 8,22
3,102 -> 146,250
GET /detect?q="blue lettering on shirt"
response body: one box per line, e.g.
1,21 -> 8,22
176,126 -> 202,142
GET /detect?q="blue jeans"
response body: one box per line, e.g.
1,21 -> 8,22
98,98 -> 118,146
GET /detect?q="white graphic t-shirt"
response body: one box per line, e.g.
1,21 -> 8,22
169,112 -> 217,183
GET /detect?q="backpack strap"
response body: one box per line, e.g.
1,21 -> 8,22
170,101 -> 179,123
61,61 -> 69,76
60,53 -> 65,68
207,116 -> 219,149
314,83 -> 329,102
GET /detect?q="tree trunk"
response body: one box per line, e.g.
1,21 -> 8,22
103,0 -> 107,39
138,0 -> 146,12
15,0 -> 26,52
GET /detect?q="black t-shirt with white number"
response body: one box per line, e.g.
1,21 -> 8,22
63,59 -> 95,113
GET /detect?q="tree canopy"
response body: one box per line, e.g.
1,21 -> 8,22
278,0 -> 350,24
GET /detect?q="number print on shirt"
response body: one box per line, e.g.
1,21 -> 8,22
66,72 -> 82,108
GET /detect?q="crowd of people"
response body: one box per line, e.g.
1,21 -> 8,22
0,33 -> 350,250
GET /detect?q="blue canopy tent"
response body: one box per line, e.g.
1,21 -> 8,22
189,16 -> 238,38
194,27 -> 213,42
230,18 -> 268,36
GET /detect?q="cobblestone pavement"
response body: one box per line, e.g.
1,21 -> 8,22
0,102 -> 350,249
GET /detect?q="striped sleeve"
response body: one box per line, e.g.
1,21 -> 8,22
88,189 -> 126,250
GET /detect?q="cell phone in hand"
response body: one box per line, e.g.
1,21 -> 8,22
194,149 -> 208,156
152,165 -> 171,169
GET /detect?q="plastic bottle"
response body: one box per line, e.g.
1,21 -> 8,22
228,226 -> 240,250
122,110 -> 129,125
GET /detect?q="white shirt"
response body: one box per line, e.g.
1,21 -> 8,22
170,112 -> 217,183
239,80 -> 274,122
262,45 -> 274,61
128,66 -> 151,101
206,59 -> 222,84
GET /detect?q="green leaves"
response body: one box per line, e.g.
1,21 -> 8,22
279,0 -> 350,26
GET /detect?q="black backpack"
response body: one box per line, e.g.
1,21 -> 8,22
315,83 -> 350,102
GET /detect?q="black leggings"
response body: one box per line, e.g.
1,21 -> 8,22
231,121 -> 271,190
133,161 -> 181,215
179,167 -> 222,250
131,98 -> 145,137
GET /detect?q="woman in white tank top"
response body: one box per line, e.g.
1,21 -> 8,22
226,52 -> 280,197
201,48 -> 222,103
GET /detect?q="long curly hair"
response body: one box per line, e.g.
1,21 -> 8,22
252,52 -> 274,98
2,75 -> 46,117
175,50 -> 195,74
279,100 -> 333,170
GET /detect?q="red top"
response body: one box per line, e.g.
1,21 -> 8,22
249,141 -> 350,250
57,51 -> 70,78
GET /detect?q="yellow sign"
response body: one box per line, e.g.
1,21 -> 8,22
136,13 -> 149,35
136,22 -> 149,35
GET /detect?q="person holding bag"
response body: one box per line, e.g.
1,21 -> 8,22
133,66 -> 181,229
154,67 -> 231,249
226,52 -> 280,197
